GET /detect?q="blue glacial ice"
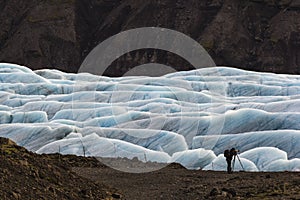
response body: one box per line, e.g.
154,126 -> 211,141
37,133 -> 171,163
0,63 -> 300,171
192,130 -> 300,159
171,149 -> 216,170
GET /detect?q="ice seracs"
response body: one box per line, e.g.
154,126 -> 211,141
1,63 -> 300,171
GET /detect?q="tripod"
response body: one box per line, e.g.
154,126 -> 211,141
232,154 -> 245,171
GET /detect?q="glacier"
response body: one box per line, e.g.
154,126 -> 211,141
1,63 -> 300,171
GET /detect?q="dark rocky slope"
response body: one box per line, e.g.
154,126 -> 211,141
0,137 -> 122,200
0,0 -> 300,76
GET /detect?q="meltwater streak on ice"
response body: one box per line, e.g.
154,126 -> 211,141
1,63 -> 300,171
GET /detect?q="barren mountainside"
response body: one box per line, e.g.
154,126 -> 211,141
0,0 -> 300,76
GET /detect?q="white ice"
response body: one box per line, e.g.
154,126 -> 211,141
0,63 -> 300,171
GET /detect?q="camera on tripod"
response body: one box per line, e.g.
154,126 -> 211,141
230,148 -> 239,156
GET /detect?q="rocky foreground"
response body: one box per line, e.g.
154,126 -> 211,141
0,137 -> 122,200
1,137 -> 300,200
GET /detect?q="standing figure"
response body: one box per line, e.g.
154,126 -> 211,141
224,149 -> 233,173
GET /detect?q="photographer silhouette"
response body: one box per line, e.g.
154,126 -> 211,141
224,148 -> 244,173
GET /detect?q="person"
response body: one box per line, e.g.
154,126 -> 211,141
224,149 -> 233,173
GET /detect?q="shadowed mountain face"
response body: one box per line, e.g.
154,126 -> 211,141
0,0 -> 299,76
